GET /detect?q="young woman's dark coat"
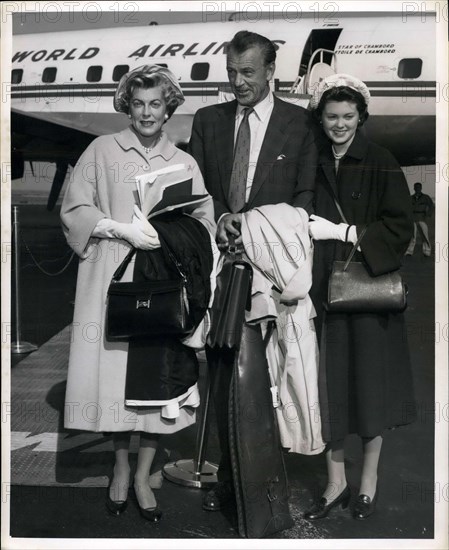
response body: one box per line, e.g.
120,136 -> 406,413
310,130 -> 416,441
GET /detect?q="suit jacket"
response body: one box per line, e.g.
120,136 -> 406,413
188,96 -> 318,219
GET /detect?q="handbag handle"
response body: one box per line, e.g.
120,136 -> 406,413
111,241 -> 187,284
343,226 -> 367,271
111,247 -> 136,282
332,195 -> 349,225
166,248 -> 188,282
330,195 -> 367,271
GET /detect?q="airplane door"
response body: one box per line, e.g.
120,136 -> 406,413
290,29 -> 342,95
298,29 -> 342,76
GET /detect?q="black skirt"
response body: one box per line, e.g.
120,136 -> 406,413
318,310 -> 416,441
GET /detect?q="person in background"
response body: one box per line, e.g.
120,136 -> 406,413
188,29 -> 318,512
61,65 -> 215,523
405,182 -> 434,257
301,74 -> 416,521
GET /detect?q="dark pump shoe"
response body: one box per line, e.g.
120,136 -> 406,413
138,505 -> 162,523
106,474 -> 130,516
106,492 -> 128,516
133,483 -> 163,522
353,489 -> 378,520
203,480 -> 235,511
304,486 -> 351,520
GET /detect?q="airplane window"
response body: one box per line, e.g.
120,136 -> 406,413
42,67 -> 57,83
191,63 -> 210,81
113,65 -> 129,82
11,69 -> 23,84
398,58 -> 423,79
87,66 -> 103,83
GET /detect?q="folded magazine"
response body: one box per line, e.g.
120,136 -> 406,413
135,164 -> 208,218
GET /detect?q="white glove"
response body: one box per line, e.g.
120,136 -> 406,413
120,226 -> 160,250
131,205 -> 160,241
308,214 -> 350,242
93,206 -> 160,250
122,205 -> 160,249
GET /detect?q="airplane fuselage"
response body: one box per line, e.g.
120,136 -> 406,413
11,14 -> 436,175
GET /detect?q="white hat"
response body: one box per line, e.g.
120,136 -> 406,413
309,73 -> 371,109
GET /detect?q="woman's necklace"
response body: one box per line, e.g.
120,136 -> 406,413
332,145 -> 346,160
142,134 -> 162,154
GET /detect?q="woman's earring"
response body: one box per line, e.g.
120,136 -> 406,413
128,114 -> 132,119
164,114 -> 169,120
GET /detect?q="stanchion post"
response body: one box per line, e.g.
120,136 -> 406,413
162,356 -> 218,488
11,206 -> 38,354
193,365 -> 212,473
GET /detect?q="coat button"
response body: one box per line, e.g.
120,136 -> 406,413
143,165 -> 150,170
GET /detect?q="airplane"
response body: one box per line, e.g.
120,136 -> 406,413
10,12 -> 436,210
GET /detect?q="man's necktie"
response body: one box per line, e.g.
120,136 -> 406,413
228,107 -> 253,213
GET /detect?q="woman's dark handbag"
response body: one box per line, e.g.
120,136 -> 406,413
326,226 -> 407,313
106,247 -> 194,340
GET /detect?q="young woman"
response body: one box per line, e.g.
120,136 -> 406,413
304,74 -> 416,520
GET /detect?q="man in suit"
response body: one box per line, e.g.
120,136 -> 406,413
405,182 -> 434,257
188,30 -> 318,512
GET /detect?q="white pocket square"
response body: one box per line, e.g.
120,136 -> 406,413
276,154 -> 286,161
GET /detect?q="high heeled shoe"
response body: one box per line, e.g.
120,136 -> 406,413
138,505 -> 163,522
304,486 -> 351,520
134,481 -> 162,523
106,493 -> 128,515
106,481 -> 129,516
353,487 -> 379,520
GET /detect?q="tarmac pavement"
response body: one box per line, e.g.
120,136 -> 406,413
5,204 -> 442,548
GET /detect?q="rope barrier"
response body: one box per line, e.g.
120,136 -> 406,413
19,232 -> 76,276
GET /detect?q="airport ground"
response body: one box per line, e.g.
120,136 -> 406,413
5,199 -> 442,546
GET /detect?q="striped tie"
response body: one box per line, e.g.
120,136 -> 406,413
228,107 -> 253,213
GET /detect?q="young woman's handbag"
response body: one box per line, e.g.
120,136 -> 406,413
326,226 -> 408,314
106,246 -> 194,340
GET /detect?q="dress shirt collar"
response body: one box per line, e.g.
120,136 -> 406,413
235,89 -> 274,122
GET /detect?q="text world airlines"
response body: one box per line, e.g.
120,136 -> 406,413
12,40 -> 286,63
